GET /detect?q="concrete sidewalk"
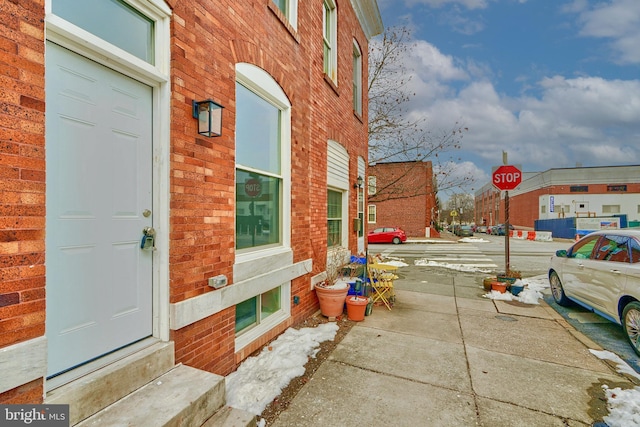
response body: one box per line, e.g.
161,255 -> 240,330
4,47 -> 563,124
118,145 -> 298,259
272,265 -> 637,426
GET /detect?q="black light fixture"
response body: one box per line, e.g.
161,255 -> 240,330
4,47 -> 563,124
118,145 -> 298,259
354,175 -> 364,189
192,99 -> 224,137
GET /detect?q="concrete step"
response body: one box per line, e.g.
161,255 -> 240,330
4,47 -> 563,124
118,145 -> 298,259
77,364 -> 227,427
46,341 -> 176,425
201,406 -> 257,427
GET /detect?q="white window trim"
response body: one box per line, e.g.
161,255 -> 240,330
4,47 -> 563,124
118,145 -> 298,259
368,204 -> 377,223
274,0 -> 299,30
235,283 -> 291,351
353,40 -> 362,115
323,0 -> 337,83
368,176 -> 376,195
235,63 -> 292,265
328,187 -> 349,247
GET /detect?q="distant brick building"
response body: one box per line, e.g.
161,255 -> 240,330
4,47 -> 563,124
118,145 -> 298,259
367,161 -> 439,237
475,165 -> 640,229
0,0 -> 383,414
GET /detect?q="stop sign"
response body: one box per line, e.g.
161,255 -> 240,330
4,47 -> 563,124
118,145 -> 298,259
244,178 -> 262,197
492,165 -> 522,191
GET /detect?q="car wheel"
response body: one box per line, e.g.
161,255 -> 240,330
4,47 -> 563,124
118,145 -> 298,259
392,237 -> 401,245
549,271 -> 570,306
622,302 -> 640,357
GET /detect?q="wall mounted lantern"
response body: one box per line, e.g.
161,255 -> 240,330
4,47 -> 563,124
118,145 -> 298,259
192,99 -> 224,137
353,175 -> 364,189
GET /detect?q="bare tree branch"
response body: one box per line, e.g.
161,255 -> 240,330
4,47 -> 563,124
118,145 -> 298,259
368,26 -> 474,199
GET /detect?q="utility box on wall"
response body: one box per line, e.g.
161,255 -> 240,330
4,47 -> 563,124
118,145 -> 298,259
353,218 -> 362,232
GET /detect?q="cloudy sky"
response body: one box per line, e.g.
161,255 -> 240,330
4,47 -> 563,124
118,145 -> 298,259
375,0 -> 640,197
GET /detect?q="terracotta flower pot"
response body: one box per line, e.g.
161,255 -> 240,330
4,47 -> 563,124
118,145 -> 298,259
345,296 -> 368,321
483,277 -> 496,291
491,281 -> 507,293
315,284 -> 349,318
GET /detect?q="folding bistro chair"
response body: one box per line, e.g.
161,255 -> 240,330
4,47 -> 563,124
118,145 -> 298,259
367,263 -> 398,310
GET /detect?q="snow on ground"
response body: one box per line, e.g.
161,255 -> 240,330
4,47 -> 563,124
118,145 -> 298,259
459,236 -> 490,243
414,258 -> 493,274
590,350 -> 640,427
225,322 -> 338,416
482,276 -> 549,305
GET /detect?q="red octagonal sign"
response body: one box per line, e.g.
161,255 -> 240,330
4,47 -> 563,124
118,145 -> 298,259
492,165 -> 522,191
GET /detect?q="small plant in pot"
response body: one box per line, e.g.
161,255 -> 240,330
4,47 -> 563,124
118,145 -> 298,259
497,269 -> 522,287
315,247 -> 350,318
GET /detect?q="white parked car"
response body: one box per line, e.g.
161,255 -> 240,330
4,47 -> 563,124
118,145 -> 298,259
548,230 -> 640,355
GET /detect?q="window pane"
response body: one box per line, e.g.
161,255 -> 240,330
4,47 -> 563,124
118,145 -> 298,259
236,170 -> 281,250
353,44 -> 362,115
631,239 -> 640,263
52,0 -> 154,64
236,83 -> 281,174
328,190 -> 342,246
595,236 -> 630,262
235,297 -> 257,333
261,287 -> 281,320
328,190 -> 342,218
273,0 -> 287,14
570,236 -> 599,259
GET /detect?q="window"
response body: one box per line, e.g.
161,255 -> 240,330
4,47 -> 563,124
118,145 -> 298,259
368,176 -> 376,195
235,287 -> 282,335
631,238 -> 640,263
52,0 -> 154,64
328,189 -> 342,246
368,205 -> 376,223
235,63 -> 291,253
322,0 -> 337,82
357,188 -> 364,237
569,235 -> 598,259
607,185 -> 627,192
602,205 -> 621,214
570,185 -> 588,192
352,41 -> 362,116
594,235 -> 630,263
271,0 -> 298,29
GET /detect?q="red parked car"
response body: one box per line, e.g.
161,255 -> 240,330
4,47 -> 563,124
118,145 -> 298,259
368,227 -> 407,244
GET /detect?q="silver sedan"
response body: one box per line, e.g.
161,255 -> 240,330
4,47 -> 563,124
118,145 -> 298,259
548,229 -> 640,355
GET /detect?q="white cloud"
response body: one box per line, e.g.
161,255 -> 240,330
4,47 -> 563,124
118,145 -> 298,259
401,0 -> 490,9
573,0 -> 640,64
392,35 -> 640,172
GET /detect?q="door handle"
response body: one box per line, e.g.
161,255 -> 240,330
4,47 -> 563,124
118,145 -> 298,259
140,227 -> 156,251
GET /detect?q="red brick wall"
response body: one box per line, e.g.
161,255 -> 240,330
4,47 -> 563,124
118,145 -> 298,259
0,0 -> 46,365
476,182 -> 640,229
167,0 -> 370,374
0,0 -> 372,399
368,162 -> 436,237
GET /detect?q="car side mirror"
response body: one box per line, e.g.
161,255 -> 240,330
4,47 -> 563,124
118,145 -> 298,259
555,249 -> 568,258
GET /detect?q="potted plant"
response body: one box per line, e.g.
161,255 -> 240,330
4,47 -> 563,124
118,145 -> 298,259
315,247 -> 350,318
345,295 -> 368,321
497,268 -> 521,285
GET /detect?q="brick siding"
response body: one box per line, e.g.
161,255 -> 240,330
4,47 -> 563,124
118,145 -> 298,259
368,162 -> 437,237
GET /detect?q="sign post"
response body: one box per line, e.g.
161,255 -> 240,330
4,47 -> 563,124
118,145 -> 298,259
492,164 -> 522,275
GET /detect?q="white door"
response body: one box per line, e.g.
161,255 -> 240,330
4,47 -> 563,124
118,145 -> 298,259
45,42 -> 153,377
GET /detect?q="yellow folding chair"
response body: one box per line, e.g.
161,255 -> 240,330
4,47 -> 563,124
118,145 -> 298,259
368,263 -> 398,310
